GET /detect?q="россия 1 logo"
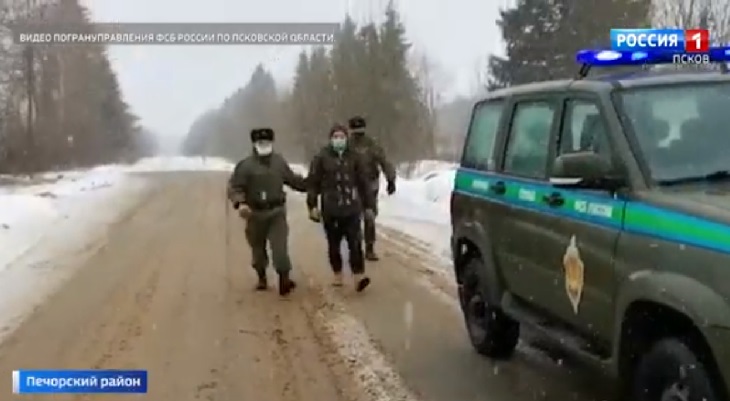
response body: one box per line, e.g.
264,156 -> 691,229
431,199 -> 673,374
610,28 -> 709,52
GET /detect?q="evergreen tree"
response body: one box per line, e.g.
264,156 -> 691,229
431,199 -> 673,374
330,16 -> 365,121
375,2 -> 431,160
487,0 -> 568,89
305,46 -> 335,157
488,0 -> 651,89
288,51 -> 318,159
184,1 -> 439,164
181,64 -> 282,160
0,0 -> 140,171
553,0 -> 651,78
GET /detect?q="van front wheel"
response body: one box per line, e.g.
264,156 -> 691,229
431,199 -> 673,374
632,338 -> 717,401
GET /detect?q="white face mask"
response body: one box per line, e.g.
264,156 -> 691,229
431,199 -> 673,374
254,142 -> 272,155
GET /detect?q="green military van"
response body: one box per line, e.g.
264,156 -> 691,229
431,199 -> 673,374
450,52 -> 730,401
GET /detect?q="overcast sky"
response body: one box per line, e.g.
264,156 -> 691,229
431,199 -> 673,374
79,0 -> 504,142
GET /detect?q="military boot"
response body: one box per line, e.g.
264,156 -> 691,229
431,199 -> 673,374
255,271 -> 268,291
365,244 -> 379,261
278,272 -> 296,296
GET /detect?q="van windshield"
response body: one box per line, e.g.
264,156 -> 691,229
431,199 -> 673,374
617,82 -> 730,183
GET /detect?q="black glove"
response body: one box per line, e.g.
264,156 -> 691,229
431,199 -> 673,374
386,180 -> 396,195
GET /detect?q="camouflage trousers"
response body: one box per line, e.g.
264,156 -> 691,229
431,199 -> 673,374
363,185 -> 379,249
244,207 -> 291,274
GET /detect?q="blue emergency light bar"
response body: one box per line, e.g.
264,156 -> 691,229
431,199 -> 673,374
574,47 -> 730,78
576,47 -> 730,66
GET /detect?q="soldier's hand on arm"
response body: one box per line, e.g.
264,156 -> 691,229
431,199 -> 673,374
278,155 -> 308,192
238,203 -> 252,219
306,154 -> 322,220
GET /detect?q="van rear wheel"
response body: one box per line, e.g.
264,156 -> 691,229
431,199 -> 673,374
459,258 -> 519,359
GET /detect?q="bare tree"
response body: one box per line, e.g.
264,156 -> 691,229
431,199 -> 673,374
1,0 -> 142,173
410,51 -> 442,118
409,51 -> 443,163
653,0 -> 730,43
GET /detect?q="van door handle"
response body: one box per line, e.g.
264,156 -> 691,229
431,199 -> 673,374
542,192 -> 565,207
490,181 -> 506,195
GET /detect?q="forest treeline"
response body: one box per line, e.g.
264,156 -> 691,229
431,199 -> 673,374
183,0 -> 728,164
0,0 -> 156,174
183,4 -> 436,164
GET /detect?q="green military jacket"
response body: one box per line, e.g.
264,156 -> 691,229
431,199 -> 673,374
228,152 -> 307,210
348,134 -> 396,183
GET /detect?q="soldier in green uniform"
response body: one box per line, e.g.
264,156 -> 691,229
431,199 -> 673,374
347,116 -> 397,261
227,128 -> 307,296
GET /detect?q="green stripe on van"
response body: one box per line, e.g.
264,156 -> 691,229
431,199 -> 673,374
453,168 -> 730,253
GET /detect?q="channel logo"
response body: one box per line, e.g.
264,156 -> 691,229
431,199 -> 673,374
610,28 -> 709,52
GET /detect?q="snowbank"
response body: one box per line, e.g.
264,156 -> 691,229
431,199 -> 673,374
0,156 -> 237,271
396,160 -> 457,179
378,161 -> 456,263
0,166 -> 149,339
0,156 -> 234,268
0,168 -> 131,270
0,156 -> 239,338
121,156 -> 234,172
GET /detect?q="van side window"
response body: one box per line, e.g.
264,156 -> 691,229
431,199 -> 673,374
461,101 -> 504,170
503,101 -> 556,178
558,99 -> 611,159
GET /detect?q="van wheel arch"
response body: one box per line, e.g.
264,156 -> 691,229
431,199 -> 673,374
618,300 -> 727,400
454,237 -> 480,284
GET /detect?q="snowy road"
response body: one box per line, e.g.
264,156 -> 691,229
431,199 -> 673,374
0,166 -> 610,401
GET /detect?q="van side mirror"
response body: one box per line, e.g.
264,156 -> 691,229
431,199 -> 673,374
550,151 -> 624,190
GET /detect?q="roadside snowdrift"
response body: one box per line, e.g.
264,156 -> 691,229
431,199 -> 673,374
0,156 -> 234,338
0,156 -> 235,271
122,156 -> 233,172
378,161 -> 455,262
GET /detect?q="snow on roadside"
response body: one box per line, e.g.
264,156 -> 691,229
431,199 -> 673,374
377,161 -> 456,264
0,156 -> 235,272
308,286 -> 421,401
122,156 -> 233,172
0,167 -> 130,271
0,170 -> 149,339
0,156 -> 234,339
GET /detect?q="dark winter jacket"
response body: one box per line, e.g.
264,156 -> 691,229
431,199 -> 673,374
306,146 -> 374,217
348,134 -> 396,183
228,152 -> 307,210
